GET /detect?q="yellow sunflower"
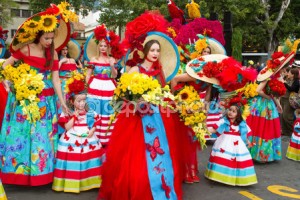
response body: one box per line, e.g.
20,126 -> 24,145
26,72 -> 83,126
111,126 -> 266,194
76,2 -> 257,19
23,19 -> 42,33
16,32 -> 36,43
40,15 -> 58,32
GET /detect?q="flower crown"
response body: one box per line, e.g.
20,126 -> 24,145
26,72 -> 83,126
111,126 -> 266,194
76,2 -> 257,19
93,24 -> 124,59
14,2 -> 78,44
65,71 -> 86,99
223,94 -> 250,120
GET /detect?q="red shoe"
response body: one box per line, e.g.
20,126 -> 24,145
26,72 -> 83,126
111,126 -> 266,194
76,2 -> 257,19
184,175 -> 194,184
191,175 -> 200,183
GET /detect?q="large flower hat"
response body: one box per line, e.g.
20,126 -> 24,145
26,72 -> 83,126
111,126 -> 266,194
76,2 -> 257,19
10,2 -> 78,53
84,24 -> 124,61
257,51 -> 295,82
123,11 -> 180,82
67,37 -> 81,61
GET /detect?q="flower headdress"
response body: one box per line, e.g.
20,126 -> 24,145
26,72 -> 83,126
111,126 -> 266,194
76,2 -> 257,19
83,24 -> 123,60
223,94 -> 250,120
10,1 -> 78,53
65,71 -> 86,99
257,51 -> 295,82
123,11 -> 180,82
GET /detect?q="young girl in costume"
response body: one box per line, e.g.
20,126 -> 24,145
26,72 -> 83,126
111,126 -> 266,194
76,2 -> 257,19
85,24 -> 119,147
205,96 -> 258,186
247,52 -> 294,162
286,109 -> 300,161
52,72 -> 104,193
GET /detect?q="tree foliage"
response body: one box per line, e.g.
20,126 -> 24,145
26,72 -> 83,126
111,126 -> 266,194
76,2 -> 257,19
97,0 -> 187,29
29,0 -> 97,16
0,0 -> 18,27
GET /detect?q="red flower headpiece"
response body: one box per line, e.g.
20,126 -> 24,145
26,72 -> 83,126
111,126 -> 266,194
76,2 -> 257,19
123,11 -> 168,67
93,24 -> 125,59
222,93 -> 250,119
65,72 -> 87,99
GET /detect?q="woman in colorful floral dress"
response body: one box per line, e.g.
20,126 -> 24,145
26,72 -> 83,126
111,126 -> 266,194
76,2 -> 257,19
0,4 -> 75,185
247,52 -> 295,162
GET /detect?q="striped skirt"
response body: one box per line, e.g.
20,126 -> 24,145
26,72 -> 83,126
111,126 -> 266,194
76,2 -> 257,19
204,133 -> 257,186
87,77 -> 116,146
52,133 -> 104,193
286,132 -> 300,161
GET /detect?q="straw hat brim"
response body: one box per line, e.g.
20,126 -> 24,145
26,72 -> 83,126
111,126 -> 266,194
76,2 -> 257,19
0,39 -> 6,58
83,33 -> 97,62
125,31 -> 180,82
207,37 -> 227,55
68,38 -> 81,61
10,13 -> 70,53
257,52 -> 295,82
186,54 -> 228,85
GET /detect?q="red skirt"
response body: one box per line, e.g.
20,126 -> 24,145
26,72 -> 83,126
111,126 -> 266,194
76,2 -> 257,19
98,108 -> 189,200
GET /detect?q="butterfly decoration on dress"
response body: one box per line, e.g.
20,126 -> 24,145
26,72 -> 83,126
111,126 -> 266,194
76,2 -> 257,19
233,140 -> 239,146
64,134 -> 70,141
153,161 -> 165,174
89,144 -> 96,150
146,124 -> 156,134
68,145 -> 74,152
220,148 -> 225,153
146,136 -> 165,161
161,174 -> 171,199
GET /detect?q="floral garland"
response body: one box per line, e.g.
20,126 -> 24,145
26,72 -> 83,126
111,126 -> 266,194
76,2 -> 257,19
174,85 -> 207,148
1,62 -> 45,123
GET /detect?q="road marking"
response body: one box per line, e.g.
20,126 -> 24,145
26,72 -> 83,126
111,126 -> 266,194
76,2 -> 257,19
268,185 -> 300,199
239,191 -> 263,200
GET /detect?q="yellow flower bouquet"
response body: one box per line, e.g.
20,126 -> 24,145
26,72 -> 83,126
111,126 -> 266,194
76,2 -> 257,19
174,85 -> 208,148
109,72 -> 174,123
2,62 -> 45,123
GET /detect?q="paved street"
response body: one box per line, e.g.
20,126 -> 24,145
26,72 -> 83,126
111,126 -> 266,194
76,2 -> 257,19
4,135 -> 300,200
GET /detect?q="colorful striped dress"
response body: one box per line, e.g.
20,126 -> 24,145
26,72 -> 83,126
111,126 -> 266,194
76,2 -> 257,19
59,62 -> 78,99
52,111 -> 104,193
246,96 -> 281,162
0,180 -> 7,200
286,118 -> 300,161
0,50 -> 59,186
204,118 -> 257,186
86,62 -> 116,147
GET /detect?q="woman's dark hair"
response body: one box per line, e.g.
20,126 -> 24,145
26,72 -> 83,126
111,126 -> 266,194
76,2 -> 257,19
290,68 -> 299,80
201,46 -> 212,55
143,39 -> 160,59
227,105 -> 243,125
58,46 -> 71,60
34,31 -> 55,68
